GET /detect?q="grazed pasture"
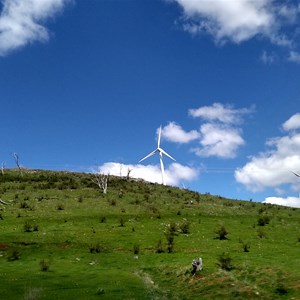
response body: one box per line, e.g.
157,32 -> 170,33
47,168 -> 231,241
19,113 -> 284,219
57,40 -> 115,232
0,170 -> 299,299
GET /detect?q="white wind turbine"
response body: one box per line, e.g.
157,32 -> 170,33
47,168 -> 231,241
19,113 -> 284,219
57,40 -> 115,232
291,170 -> 300,198
139,126 -> 176,185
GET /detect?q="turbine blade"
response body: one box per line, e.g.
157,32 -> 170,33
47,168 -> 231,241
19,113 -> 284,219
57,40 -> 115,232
157,126 -> 162,148
159,147 -> 176,161
139,149 -> 157,163
291,170 -> 300,177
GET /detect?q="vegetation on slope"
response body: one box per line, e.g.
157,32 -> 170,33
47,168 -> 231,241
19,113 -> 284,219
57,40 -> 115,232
0,169 -> 299,299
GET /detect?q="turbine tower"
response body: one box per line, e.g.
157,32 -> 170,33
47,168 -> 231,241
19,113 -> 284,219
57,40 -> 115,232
139,126 -> 176,185
291,170 -> 300,198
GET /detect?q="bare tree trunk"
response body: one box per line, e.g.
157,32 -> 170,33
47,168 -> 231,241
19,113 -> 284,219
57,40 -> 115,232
12,153 -> 23,176
1,161 -> 5,175
92,173 -> 109,194
126,168 -> 132,181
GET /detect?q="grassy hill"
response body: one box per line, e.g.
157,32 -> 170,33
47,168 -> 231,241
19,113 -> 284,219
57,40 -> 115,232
0,169 -> 299,299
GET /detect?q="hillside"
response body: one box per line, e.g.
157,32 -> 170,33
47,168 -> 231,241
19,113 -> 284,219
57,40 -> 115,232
0,169 -> 299,299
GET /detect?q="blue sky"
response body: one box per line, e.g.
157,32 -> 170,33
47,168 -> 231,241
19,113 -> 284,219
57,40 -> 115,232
1,0 -> 300,207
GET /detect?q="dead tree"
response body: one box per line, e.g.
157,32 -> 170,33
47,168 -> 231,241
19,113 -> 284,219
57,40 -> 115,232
92,173 -> 109,194
1,161 -> 5,175
126,168 -> 132,181
12,153 -> 23,176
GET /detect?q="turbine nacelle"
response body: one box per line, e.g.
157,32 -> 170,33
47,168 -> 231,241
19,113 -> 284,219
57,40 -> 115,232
139,126 -> 176,185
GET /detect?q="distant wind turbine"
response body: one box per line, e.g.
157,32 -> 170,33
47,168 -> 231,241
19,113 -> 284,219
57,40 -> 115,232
139,126 -> 176,185
290,170 -> 300,198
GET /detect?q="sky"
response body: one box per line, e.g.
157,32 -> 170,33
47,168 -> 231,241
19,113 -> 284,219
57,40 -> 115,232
1,0 -> 300,207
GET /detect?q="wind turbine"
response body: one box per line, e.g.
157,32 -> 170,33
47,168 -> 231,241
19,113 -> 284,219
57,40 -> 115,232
291,170 -> 300,198
139,126 -> 176,185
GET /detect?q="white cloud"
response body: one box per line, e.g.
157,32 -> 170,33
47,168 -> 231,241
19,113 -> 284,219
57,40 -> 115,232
161,122 -> 199,143
189,102 -> 253,124
187,103 -> 253,158
263,196 -> 300,208
282,113 -> 300,131
173,0 -> 275,43
96,162 -> 199,186
260,50 -> 276,64
171,0 -> 300,59
288,51 -> 300,63
193,123 -> 245,158
235,113 -> 300,192
0,0 -> 71,56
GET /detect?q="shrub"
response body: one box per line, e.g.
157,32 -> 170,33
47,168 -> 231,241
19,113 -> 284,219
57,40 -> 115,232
257,228 -> 267,238
155,239 -> 164,253
133,244 -> 140,255
7,250 -> 20,261
119,217 -> 125,227
40,259 -> 50,272
100,216 -> 106,223
96,288 -> 105,295
215,225 -> 229,240
110,199 -> 117,206
89,243 -> 106,253
24,221 -> 33,232
217,252 -> 234,271
56,203 -> 65,210
165,222 -> 177,253
179,218 -> 190,234
20,201 -> 29,209
275,273 -> 288,295
241,241 -> 250,252
257,215 -> 270,226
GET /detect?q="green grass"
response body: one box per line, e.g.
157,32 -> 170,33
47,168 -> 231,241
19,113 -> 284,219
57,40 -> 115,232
0,169 -> 299,299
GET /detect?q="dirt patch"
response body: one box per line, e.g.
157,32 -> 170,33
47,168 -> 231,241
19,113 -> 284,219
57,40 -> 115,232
57,243 -> 72,249
189,274 -> 206,284
0,244 -> 10,249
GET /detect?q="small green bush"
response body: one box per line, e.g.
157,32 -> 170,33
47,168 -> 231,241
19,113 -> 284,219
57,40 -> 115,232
40,259 -> 50,272
257,228 -> 267,238
155,239 -> 164,253
242,242 -> 250,252
165,222 -> 177,253
215,225 -> 229,240
96,288 -> 105,295
217,252 -> 234,271
275,272 -> 288,295
179,218 -> 190,234
20,201 -> 29,209
24,221 -> 33,232
119,217 -> 125,227
110,199 -> 117,206
56,203 -> 65,210
7,250 -> 20,261
89,243 -> 106,253
257,215 -> 270,226
100,216 -> 106,223
133,244 -> 140,255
